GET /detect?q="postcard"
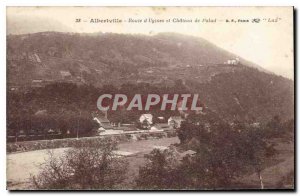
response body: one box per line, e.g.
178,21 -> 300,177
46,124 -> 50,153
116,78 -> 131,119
6,6 -> 294,190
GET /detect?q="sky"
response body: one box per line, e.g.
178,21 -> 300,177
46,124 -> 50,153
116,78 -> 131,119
7,7 -> 294,79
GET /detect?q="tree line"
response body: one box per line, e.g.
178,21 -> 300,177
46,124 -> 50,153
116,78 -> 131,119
32,114 -> 294,189
7,81 -> 187,139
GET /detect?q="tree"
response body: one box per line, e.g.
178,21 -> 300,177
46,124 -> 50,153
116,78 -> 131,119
32,138 -> 128,190
237,127 -> 277,189
153,113 -> 278,189
135,148 -> 183,189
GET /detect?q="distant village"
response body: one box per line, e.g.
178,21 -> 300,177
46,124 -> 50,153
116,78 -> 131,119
93,113 -> 185,136
7,104 -> 208,143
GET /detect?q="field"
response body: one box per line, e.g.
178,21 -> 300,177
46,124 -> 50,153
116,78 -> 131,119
7,137 -> 180,190
7,137 -> 294,190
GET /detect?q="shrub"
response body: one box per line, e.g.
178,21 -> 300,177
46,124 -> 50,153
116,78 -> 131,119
31,138 -> 128,190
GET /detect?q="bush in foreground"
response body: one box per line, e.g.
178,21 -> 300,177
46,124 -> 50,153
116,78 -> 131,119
32,138 -> 128,190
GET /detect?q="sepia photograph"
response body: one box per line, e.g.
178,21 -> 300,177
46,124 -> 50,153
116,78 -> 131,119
6,6 -> 294,190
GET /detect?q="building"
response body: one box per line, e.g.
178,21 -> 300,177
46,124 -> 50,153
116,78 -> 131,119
168,116 -> 184,129
139,114 -> 153,124
250,122 -> 261,128
225,57 -> 240,65
139,114 -> 153,129
60,70 -> 72,79
179,150 -> 196,160
156,116 -> 165,123
32,79 -> 43,88
150,123 -> 173,132
93,117 -> 128,135
93,117 -> 113,132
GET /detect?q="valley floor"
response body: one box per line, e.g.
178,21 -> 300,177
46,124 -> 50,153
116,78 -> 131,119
7,137 -> 294,190
7,137 -> 180,190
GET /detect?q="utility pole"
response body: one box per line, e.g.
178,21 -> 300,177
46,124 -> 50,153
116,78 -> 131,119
76,70 -> 82,140
104,110 -> 108,119
77,110 -> 81,140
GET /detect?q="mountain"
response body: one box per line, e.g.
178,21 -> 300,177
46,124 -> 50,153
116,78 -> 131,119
7,32 -> 263,87
7,32 -> 294,122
